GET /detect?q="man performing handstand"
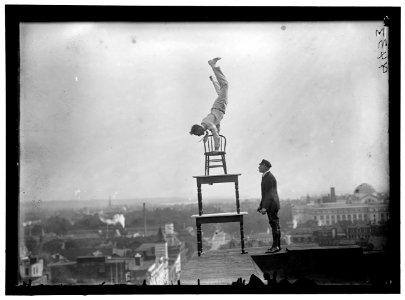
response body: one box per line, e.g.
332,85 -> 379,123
189,57 -> 228,152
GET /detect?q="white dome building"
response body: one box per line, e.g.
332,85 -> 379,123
354,183 -> 377,198
292,184 -> 389,227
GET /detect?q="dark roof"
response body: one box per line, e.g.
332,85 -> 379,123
76,256 -> 106,263
60,248 -> 113,261
135,243 -> 155,252
48,261 -> 76,267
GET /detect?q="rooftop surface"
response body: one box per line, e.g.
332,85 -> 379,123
180,247 -> 263,285
180,245 -> 383,286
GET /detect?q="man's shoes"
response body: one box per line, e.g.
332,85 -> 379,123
208,57 -> 221,66
265,247 -> 281,254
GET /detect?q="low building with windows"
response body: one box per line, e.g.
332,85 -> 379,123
19,255 -> 48,285
48,256 -> 126,284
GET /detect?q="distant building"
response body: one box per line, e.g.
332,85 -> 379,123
47,226 -> 182,285
19,256 -> 48,285
48,256 -> 126,284
134,227 -> 170,285
285,227 -> 317,245
132,226 -> 184,284
165,223 -> 174,235
292,184 -> 389,227
246,232 -> 272,244
312,227 -> 352,246
185,226 -> 195,235
48,261 -> 77,284
168,245 -> 182,283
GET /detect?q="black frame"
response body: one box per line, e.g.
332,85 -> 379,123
6,5 -> 400,295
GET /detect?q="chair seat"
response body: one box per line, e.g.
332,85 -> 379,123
192,212 -> 248,218
205,151 -> 226,156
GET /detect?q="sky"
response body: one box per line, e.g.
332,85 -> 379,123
19,21 -> 389,203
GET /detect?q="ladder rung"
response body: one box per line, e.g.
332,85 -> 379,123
208,165 -> 224,168
209,159 -> 223,162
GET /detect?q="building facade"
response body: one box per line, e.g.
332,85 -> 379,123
19,256 -> 48,285
292,184 -> 389,227
48,256 -> 126,284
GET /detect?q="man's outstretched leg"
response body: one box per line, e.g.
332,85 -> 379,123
210,76 -> 221,95
208,57 -> 228,91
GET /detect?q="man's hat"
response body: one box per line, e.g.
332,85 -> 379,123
260,159 -> 272,168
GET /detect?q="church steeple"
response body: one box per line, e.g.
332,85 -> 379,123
156,226 -> 166,243
154,227 -> 168,260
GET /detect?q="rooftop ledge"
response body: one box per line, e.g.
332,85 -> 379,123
181,245 -> 390,286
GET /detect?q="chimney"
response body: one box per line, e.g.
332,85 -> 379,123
330,187 -> 336,202
143,203 -> 147,236
134,253 -> 143,266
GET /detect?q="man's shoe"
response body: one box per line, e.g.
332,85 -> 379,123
265,247 -> 279,254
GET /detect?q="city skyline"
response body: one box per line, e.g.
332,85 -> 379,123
20,22 -> 389,203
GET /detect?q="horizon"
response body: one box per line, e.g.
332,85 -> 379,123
20,183 -> 389,205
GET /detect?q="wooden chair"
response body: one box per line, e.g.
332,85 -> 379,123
203,134 -> 227,176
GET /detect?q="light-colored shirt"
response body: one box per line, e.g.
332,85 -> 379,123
201,109 -> 224,150
262,169 -> 271,177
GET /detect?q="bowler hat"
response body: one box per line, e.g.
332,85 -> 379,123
260,159 -> 272,168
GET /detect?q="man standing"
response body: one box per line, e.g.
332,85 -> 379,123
257,159 -> 281,253
189,57 -> 228,151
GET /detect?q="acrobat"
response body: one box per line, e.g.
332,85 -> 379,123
189,57 -> 229,151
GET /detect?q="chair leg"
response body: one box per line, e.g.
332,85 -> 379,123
205,156 -> 210,176
222,155 -> 227,174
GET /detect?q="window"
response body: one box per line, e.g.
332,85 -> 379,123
25,268 -> 29,276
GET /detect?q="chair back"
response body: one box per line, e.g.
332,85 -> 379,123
203,135 -> 226,153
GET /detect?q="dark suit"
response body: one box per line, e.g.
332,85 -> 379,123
260,171 -> 280,211
259,171 -> 281,249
